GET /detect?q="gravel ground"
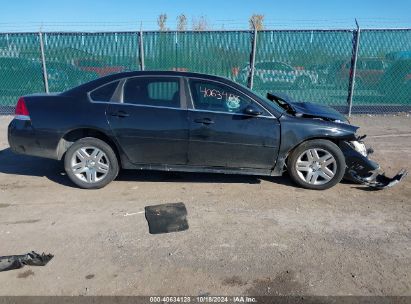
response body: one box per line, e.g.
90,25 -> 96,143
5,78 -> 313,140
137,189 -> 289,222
0,114 -> 410,296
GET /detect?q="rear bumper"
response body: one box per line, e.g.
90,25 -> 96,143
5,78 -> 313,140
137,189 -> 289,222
8,119 -> 57,159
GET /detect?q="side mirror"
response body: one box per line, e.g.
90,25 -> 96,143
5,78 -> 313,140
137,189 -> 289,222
243,105 -> 263,116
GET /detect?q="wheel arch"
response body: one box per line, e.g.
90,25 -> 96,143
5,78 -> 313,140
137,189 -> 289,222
285,136 -> 341,161
284,136 -> 347,190
272,135 -> 347,176
57,128 -> 121,166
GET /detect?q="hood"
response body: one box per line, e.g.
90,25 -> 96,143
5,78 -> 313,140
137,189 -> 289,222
289,101 -> 347,122
266,92 -> 348,122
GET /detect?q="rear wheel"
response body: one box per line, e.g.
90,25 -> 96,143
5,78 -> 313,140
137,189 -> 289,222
64,137 -> 119,189
287,139 -> 345,190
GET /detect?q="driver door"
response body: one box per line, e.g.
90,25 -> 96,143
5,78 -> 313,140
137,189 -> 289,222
187,78 -> 280,169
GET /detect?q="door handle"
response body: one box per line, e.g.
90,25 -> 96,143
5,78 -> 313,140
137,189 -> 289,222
194,118 -> 214,125
110,111 -> 130,118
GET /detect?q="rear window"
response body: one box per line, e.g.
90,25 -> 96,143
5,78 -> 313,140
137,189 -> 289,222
89,81 -> 119,102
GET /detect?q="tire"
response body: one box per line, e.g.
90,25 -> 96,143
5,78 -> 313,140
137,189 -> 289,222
287,139 -> 346,190
64,137 -> 119,189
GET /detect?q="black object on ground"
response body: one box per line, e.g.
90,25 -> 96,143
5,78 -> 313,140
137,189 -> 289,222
0,251 -> 54,272
349,168 -> 408,189
145,202 -> 189,234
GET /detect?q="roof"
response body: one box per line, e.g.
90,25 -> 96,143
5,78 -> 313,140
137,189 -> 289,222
63,70 -> 236,96
102,70 -> 230,81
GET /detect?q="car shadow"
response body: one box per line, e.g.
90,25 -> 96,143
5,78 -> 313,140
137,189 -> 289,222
351,186 -> 379,192
117,168 -> 295,187
0,147 -> 72,186
0,147 -> 295,188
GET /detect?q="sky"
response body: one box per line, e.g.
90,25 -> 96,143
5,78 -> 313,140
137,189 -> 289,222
1,0 -> 411,32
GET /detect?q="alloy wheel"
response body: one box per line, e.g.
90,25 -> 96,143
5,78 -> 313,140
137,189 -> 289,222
70,146 -> 110,183
295,148 -> 337,185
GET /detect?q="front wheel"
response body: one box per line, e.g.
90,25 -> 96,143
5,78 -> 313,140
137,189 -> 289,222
64,137 -> 119,189
287,139 -> 346,190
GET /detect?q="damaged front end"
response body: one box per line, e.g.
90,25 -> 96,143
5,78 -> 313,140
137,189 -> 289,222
340,137 -> 407,189
266,91 -> 407,189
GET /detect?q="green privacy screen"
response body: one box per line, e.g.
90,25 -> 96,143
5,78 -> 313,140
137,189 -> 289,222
143,31 -> 252,86
352,30 -> 411,112
254,30 -> 355,108
43,32 -> 140,92
0,29 -> 410,114
0,33 -> 43,112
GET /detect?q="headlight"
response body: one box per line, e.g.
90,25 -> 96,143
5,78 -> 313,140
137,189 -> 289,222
350,140 -> 367,157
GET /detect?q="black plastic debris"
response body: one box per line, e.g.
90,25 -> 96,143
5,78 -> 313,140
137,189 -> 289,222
0,251 -> 54,272
349,168 -> 408,190
145,202 -> 189,234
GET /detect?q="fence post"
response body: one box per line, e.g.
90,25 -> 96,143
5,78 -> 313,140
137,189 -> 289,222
347,20 -> 361,117
38,32 -> 49,93
138,30 -> 145,71
248,23 -> 258,89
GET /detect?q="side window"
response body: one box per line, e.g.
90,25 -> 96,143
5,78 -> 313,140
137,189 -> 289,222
366,60 -> 383,70
267,62 -> 279,70
279,63 -> 293,71
147,81 -> 179,100
89,81 -> 119,102
123,77 -> 180,108
255,62 -> 265,69
189,79 -> 262,114
256,62 -> 270,70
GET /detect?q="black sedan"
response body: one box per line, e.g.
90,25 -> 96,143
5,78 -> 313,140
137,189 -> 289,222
8,71 -> 406,189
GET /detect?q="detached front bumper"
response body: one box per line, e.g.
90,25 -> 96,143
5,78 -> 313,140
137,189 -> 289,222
340,140 -> 408,190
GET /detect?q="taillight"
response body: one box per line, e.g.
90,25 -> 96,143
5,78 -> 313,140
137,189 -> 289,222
15,97 -> 30,120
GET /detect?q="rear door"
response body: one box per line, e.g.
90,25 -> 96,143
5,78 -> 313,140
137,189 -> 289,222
106,76 -> 189,165
187,77 -> 280,169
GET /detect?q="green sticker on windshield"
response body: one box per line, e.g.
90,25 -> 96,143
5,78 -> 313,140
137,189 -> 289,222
226,95 -> 241,110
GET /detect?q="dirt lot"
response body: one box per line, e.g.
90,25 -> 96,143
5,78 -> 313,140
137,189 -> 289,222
0,115 -> 410,296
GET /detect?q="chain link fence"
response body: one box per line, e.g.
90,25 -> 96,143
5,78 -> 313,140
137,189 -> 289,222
352,29 -> 411,113
0,33 -> 43,114
143,31 -> 252,86
253,30 -> 355,111
43,32 -> 140,93
0,29 -> 410,115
